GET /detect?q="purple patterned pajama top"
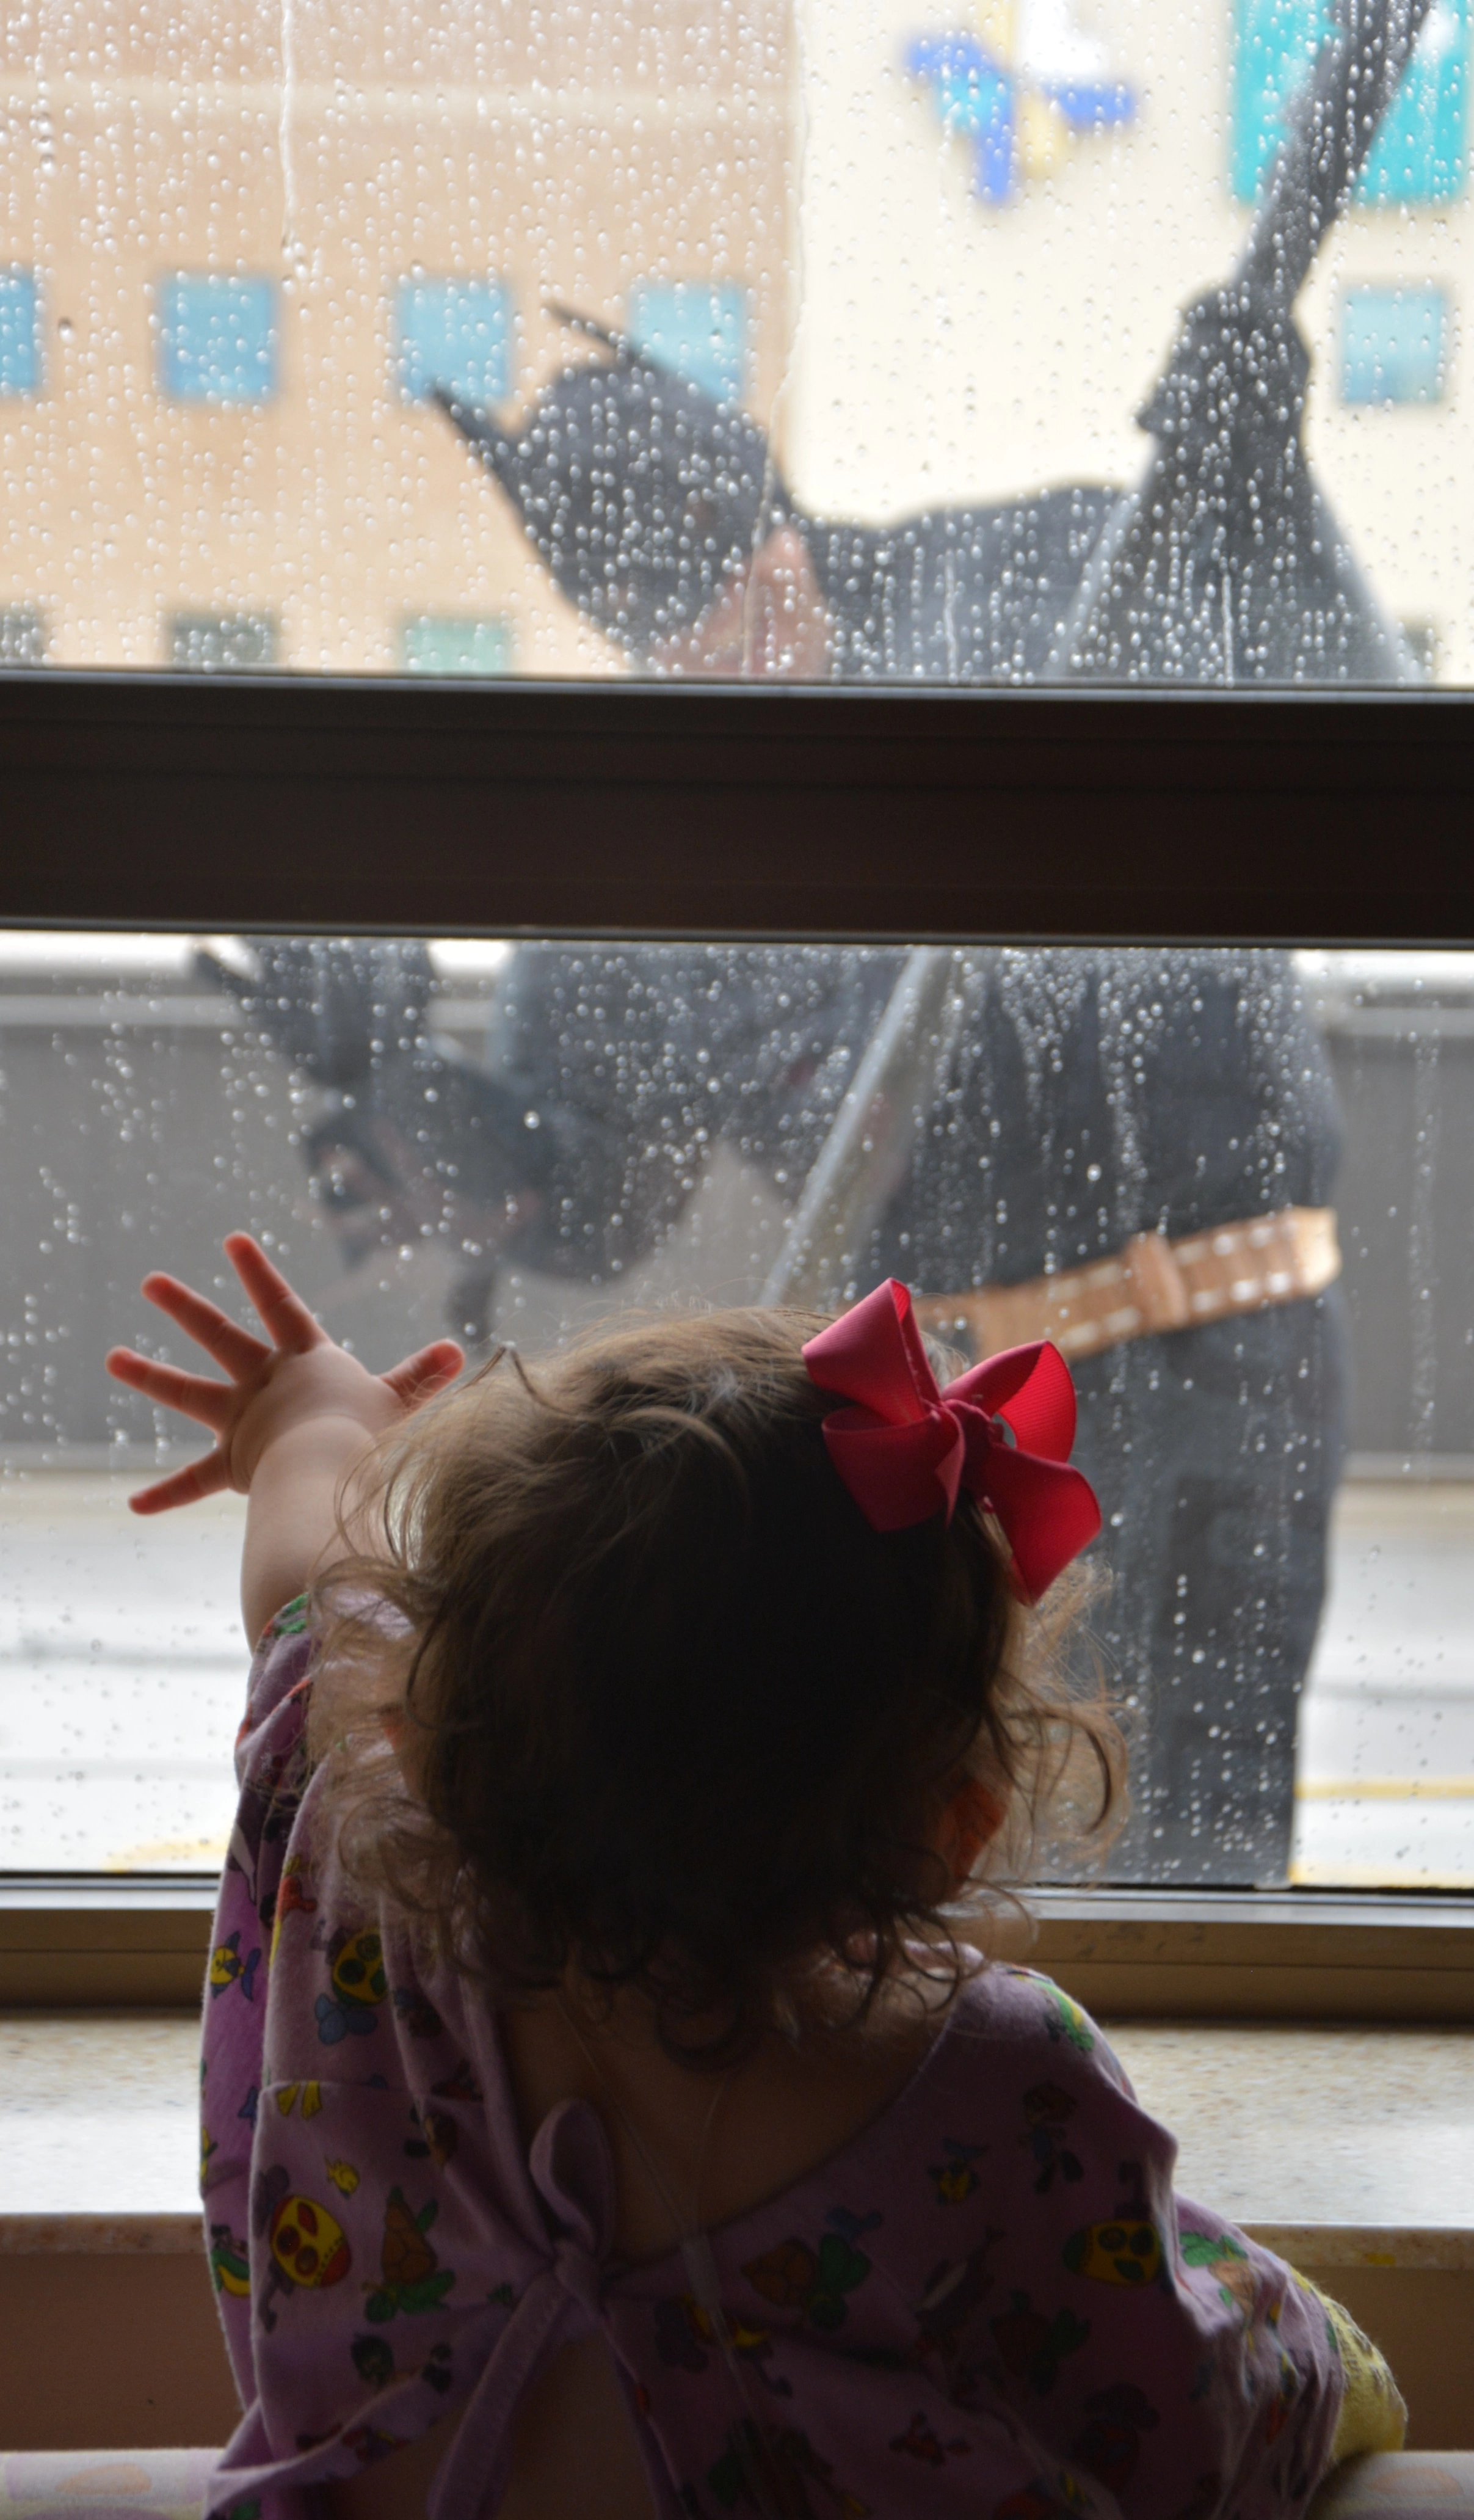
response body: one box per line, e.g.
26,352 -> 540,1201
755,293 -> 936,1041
200,1602 -> 1343,2520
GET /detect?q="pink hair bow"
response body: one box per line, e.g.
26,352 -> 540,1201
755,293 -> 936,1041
802,1279 -> 1101,1602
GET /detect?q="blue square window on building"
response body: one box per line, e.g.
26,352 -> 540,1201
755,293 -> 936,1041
626,282 -> 747,406
1341,285 -> 1450,405
169,611 -> 280,671
398,281 -> 514,407
400,614 -> 514,676
0,603 -> 45,663
158,275 -> 277,405
0,270 -> 40,397
1232,0 -> 1469,204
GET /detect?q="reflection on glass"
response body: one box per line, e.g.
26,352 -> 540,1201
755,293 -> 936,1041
0,0 -> 1465,677
1,932 -> 1472,1885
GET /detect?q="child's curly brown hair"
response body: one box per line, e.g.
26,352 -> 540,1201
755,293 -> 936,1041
310,1304 -> 1122,2060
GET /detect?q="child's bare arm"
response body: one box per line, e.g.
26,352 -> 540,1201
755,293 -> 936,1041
106,1233 -> 462,1641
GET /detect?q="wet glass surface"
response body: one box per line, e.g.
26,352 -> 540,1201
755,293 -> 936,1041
0,0 -> 1465,680
1,931 -> 1472,1884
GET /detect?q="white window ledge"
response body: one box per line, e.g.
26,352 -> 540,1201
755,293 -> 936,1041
2,2010 -> 1472,2270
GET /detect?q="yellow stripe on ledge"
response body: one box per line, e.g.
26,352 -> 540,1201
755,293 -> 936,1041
1288,1860 -> 1474,1887
1295,1777 -> 1474,1802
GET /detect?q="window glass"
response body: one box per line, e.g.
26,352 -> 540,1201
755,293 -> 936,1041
168,609 -> 279,671
1340,282 -> 1450,404
399,611 -> 514,675
0,268 -> 39,398
156,274 -> 278,407
0,600 -> 44,663
1231,0 -> 1468,206
2,930 -> 1471,1886
1,0 -> 1467,678
626,281 -> 749,404
395,278 -> 515,409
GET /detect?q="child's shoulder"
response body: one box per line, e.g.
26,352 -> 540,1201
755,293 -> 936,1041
945,1959 -> 1135,2096
773,1958 -> 1145,2237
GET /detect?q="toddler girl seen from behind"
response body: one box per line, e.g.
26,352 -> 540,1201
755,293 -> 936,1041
107,1237 -> 1403,2520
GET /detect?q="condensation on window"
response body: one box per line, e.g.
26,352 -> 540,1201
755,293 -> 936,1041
0,930 -> 1471,1885
0,0 -> 1465,680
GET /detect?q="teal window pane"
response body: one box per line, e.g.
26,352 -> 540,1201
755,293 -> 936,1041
398,281 -> 513,406
0,603 -> 45,663
0,271 -> 39,396
401,614 -> 514,676
1341,285 -> 1449,404
626,282 -> 747,404
158,275 -> 277,406
1231,0 -> 1469,205
169,611 -> 280,671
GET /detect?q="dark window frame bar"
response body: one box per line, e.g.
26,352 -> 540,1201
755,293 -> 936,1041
0,672 -> 1470,942
1,669 -> 1472,2001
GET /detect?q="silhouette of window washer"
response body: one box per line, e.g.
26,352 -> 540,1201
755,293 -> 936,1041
204,323 -> 1351,1886
435,311 -> 1115,685
424,333 -> 1349,1887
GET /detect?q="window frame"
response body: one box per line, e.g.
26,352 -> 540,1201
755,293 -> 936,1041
0,672 -> 1470,941
4,1882 -> 1472,2017
1,667 -> 1472,2012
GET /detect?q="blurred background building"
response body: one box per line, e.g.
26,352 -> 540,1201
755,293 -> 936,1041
0,0 -> 794,673
0,0 -> 1466,677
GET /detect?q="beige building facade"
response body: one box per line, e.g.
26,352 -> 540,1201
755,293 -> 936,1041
0,0 -> 794,673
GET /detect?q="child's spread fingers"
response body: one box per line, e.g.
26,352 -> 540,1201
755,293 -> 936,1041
380,1339 -> 465,1411
104,1347 -> 237,1431
139,1272 -> 270,1378
224,1233 -> 327,1356
127,1451 -> 230,1515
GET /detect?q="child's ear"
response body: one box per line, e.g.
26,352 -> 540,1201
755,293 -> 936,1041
938,1777 -> 1008,1885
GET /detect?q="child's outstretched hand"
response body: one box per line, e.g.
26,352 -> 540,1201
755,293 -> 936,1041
106,1233 -> 464,1513
106,1236 -> 463,1640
